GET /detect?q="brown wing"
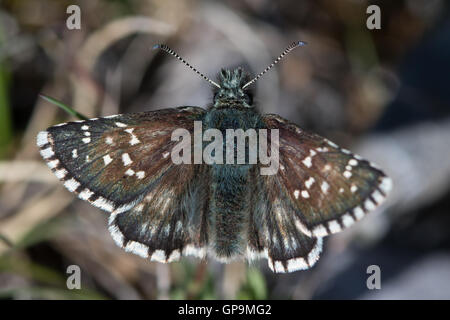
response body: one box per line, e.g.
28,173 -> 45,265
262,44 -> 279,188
37,107 -> 206,213
259,114 -> 392,238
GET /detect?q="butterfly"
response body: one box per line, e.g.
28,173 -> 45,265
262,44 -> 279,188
37,42 -> 392,273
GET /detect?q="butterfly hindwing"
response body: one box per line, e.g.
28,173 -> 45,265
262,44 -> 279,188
248,169 -> 323,273
37,107 -> 205,214
261,114 -> 392,238
109,164 -> 210,262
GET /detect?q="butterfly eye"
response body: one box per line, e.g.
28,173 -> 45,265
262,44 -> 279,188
243,92 -> 253,105
214,91 -> 224,101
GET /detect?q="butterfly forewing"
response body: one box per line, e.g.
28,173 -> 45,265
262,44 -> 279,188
37,107 -> 205,213
262,114 -> 392,238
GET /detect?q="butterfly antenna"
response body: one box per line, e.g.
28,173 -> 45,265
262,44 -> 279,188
242,41 -> 307,89
153,44 -> 221,89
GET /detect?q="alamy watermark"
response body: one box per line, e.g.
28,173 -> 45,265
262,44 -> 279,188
66,265 -> 81,290
66,5 -> 81,30
366,5 -> 381,30
170,121 -> 279,175
366,264 -> 381,290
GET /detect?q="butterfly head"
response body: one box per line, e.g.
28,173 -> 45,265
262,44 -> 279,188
213,68 -> 253,107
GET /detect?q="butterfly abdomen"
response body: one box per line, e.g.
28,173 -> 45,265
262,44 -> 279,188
209,165 -> 252,259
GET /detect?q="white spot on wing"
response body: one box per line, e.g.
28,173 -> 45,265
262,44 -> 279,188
103,154 -> 113,165
379,177 -> 393,194
115,122 -> 127,128
321,181 -> 330,194
82,137 -> 91,144
354,206 -> 365,220
271,261 -> 285,273
125,128 -> 140,145
328,220 -> 341,233
372,190 -> 384,204
313,225 -> 328,237
36,131 -> 49,147
305,177 -> 315,189
301,190 -> 310,198
47,159 -> 59,169
343,171 -> 352,178
168,250 -> 181,262
294,190 -> 300,199
125,241 -> 149,258
342,213 -> 355,227
183,245 -> 206,258
64,178 -> 80,192
327,140 -> 338,148
341,148 -> 351,154
175,221 -> 182,233
122,153 -> 132,166
151,250 -> 166,262
54,168 -> 68,179
40,147 -> 54,159
364,198 -> 376,211
136,171 -> 145,179
302,156 -> 312,168
79,188 -> 94,200
129,136 -> 140,145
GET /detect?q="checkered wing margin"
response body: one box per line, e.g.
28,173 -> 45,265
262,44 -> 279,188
37,107 -> 205,214
260,114 -> 392,238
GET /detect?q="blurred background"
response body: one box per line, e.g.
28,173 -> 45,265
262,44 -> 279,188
1,0 -> 450,300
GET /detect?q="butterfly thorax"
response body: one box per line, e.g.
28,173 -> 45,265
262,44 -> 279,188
213,68 -> 253,108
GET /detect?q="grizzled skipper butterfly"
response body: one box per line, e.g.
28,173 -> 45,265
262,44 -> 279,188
37,42 -> 391,273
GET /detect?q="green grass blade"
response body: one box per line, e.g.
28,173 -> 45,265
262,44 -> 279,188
39,94 -> 89,121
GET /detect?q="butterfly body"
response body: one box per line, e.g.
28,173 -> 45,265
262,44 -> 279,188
37,66 -> 392,273
204,69 -> 270,260
203,108 -> 261,260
